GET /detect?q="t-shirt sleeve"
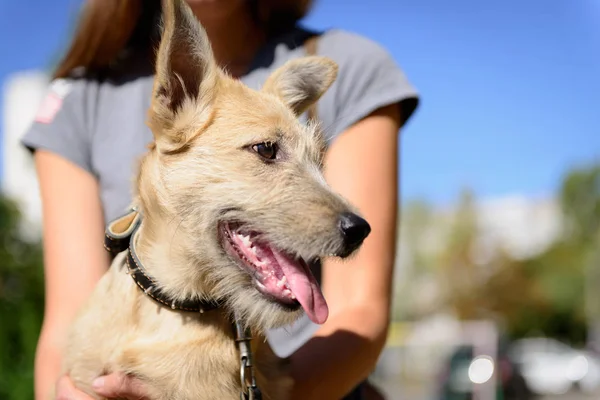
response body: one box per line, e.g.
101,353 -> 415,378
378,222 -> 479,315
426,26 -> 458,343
20,77 -> 95,175
316,30 -> 420,144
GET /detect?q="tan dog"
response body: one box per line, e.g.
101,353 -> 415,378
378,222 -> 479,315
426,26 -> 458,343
60,0 -> 371,399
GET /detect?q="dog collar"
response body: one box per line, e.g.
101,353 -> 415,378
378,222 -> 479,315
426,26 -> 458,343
104,208 -> 223,313
104,208 -> 263,399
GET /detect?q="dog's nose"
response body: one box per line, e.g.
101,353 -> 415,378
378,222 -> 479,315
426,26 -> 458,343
338,212 -> 371,257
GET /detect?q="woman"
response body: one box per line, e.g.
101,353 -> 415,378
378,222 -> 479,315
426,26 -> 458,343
23,0 -> 419,399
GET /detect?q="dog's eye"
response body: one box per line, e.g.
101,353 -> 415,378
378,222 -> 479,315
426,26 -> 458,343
252,142 -> 277,160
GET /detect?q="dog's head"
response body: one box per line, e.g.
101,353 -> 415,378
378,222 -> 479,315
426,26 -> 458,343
139,0 -> 371,329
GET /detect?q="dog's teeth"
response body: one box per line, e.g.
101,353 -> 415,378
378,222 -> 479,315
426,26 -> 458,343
276,276 -> 287,288
240,235 -> 252,247
282,289 -> 292,297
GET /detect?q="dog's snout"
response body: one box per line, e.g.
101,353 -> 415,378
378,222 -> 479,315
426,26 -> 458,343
337,212 -> 371,257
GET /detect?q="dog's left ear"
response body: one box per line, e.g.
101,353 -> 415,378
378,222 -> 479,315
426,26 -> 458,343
149,0 -> 220,153
262,56 -> 338,116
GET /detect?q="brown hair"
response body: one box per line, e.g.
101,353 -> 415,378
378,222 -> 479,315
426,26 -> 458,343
53,0 -> 313,79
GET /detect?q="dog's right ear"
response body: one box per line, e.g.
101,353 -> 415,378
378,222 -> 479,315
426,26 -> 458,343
262,56 -> 338,116
148,0 -> 220,153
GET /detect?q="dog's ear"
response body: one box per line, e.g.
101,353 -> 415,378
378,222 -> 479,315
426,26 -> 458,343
262,56 -> 338,116
149,0 -> 219,153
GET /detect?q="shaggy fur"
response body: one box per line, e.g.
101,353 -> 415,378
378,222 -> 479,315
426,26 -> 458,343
59,1 -> 369,399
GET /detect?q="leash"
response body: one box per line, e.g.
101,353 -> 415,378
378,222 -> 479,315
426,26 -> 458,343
104,207 -> 262,400
233,316 -> 262,400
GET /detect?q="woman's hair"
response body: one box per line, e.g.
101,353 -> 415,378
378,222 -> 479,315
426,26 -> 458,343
53,0 -> 313,79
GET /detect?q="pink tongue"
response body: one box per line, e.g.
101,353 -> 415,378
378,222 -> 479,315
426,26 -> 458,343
270,249 -> 329,324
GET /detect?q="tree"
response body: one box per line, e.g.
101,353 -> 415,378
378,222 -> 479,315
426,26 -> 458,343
558,163 -> 600,348
481,241 -> 588,345
0,195 -> 44,400
456,163 -> 599,345
435,188 -> 483,320
395,162 -> 600,348
559,164 -> 600,247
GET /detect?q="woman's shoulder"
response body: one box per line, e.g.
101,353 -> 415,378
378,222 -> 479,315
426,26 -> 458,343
271,26 -> 403,73
299,27 -> 420,135
317,28 -> 396,61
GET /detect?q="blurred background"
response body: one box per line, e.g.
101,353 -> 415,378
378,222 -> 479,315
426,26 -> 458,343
0,1 -> 598,399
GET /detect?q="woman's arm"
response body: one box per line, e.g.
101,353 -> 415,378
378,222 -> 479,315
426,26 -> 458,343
290,103 -> 402,399
34,150 -> 110,400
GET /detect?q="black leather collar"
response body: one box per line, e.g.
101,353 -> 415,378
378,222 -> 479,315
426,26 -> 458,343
104,207 -> 261,398
104,208 -> 223,313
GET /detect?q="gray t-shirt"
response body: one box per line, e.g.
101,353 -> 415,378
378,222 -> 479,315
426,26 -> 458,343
22,26 -> 418,373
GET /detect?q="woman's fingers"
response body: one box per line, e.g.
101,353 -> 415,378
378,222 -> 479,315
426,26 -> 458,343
92,373 -> 149,399
55,375 -> 95,400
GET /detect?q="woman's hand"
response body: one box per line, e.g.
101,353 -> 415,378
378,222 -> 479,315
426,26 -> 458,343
55,374 -> 149,400
55,375 -> 92,400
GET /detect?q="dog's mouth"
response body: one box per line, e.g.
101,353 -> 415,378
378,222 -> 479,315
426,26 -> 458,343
219,221 -> 328,324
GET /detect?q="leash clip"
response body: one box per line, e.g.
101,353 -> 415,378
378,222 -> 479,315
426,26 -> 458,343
234,316 -> 261,400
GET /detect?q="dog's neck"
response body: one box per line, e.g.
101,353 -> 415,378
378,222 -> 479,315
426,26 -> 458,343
130,151 -> 217,302
130,207 -> 215,303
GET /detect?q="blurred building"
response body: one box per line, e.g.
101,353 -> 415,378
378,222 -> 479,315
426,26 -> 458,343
473,195 -> 562,260
1,70 -> 49,239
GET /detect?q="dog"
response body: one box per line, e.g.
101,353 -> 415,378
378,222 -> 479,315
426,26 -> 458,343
60,0 -> 371,399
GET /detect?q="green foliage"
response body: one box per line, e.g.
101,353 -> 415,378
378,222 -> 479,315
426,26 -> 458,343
486,241 -> 589,345
0,196 -> 44,400
475,162 -> 599,344
397,162 -> 600,346
559,164 -> 600,246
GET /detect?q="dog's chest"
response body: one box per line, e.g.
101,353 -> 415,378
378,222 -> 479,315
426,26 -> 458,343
120,300 -> 246,398
122,300 -> 289,399
66,254 -> 289,399
65,260 -> 245,399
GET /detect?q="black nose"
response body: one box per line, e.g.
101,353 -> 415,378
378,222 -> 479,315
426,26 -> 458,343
338,212 -> 371,257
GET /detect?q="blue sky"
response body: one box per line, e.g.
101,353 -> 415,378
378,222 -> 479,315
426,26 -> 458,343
1,0 -> 598,206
